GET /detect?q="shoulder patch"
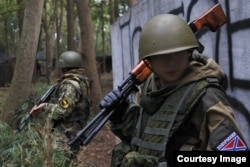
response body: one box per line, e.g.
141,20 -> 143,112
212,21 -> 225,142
59,97 -> 69,109
216,131 -> 248,151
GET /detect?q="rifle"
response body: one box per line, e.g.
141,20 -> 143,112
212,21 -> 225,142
67,60 -> 151,145
68,3 -> 227,146
16,84 -> 57,132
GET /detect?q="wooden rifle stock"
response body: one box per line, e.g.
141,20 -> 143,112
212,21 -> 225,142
188,4 -> 227,52
68,4 -> 227,146
189,4 -> 227,33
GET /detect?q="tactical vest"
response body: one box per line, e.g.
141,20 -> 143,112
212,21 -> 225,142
129,77 -> 222,166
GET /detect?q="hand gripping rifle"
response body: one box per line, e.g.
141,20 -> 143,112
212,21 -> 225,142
68,3 -> 227,146
16,84 -> 57,132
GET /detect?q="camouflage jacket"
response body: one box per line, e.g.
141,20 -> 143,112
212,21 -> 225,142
44,68 -> 91,136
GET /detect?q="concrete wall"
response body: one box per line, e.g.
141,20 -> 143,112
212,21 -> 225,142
111,0 -> 250,147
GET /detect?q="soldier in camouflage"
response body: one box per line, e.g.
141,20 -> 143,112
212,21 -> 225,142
109,14 -> 249,167
31,51 -> 91,166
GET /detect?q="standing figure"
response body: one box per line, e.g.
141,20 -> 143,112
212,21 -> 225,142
109,14 -> 249,167
32,51 -> 91,166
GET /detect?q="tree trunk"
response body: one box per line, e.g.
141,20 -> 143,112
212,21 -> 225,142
1,0 -> 44,127
54,0 -> 63,78
75,0 -> 102,114
101,1 -> 106,73
43,0 -> 52,84
67,0 -> 75,50
114,0 -> 119,21
109,0 -> 119,24
16,0 -> 24,37
3,17 -> 10,61
109,0 -> 115,24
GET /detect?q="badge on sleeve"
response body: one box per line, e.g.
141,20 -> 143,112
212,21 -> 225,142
216,131 -> 248,151
59,97 -> 69,109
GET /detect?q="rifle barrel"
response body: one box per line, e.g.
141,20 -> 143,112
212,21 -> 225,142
68,108 -> 108,145
17,84 -> 57,133
16,113 -> 32,132
82,109 -> 114,146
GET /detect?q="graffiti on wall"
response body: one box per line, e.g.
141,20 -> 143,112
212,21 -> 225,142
111,0 -> 250,146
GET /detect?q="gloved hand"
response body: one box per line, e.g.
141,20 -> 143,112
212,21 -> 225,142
99,89 -> 122,110
109,99 -> 129,124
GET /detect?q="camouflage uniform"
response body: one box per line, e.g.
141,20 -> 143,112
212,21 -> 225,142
44,68 -> 91,166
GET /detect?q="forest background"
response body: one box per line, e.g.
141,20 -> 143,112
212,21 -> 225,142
0,0 -> 137,166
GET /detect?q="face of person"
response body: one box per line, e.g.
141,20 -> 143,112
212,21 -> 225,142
149,51 -> 190,87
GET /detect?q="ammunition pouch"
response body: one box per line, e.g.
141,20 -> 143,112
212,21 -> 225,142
121,151 -> 159,167
111,142 -> 132,167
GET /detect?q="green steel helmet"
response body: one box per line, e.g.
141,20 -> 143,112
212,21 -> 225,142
139,14 -> 199,60
59,51 -> 83,68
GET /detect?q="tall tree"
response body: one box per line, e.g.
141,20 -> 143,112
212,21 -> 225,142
1,0 -> 44,127
109,0 -> 119,24
43,0 -> 53,84
54,0 -> 64,78
66,0 -> 75,50
16,0 -> 24,37
101,0 -> 106,73
75,0 -> 102,113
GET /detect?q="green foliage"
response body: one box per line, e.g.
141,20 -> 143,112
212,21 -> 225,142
0,0 -> 115,62
0,82 -> 71,166
13,82 -> 51,127
0,0 -> 26,50
32,82 -> 52,97
0,121 -> 70,166
0,122 -> 44,166
0,0 -> 26,14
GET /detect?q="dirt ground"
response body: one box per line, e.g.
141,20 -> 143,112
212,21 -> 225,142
77,72 -> 117,167
77,125 -> 116,167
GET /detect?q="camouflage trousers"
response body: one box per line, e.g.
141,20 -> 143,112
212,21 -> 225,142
51,128 -> 80,167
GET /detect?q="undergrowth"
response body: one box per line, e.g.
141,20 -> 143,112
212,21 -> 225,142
0,82 -> 70,167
